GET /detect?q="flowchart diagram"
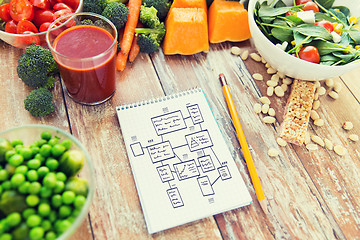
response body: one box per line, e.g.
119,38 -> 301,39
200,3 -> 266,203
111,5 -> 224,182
129,103 -> 233,209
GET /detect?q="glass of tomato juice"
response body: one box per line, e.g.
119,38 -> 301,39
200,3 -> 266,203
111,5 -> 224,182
46,12 -> 117,105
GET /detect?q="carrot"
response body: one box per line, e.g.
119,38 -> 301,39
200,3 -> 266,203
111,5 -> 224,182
116,0 -> 142,71
129,35 -> 140,63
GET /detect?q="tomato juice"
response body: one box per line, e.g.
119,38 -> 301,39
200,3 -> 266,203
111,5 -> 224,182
53,25 -> 116,104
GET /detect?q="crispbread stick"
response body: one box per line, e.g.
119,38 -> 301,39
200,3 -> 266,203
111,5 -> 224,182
279,79 -> 316,145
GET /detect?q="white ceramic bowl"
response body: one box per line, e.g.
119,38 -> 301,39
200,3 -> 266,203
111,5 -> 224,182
0,0 -> 83,48
248,0 -> 360,81
0,124 -> 94,239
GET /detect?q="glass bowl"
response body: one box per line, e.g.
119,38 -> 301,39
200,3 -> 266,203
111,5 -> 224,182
0,0 -> 83,48
0,124 -> 94,239
248,0 -> 360,81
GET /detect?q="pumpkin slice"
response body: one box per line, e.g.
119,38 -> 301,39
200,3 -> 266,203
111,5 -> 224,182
170,0 -> 207,10
163,8 -> 209,55
208,0 -> 251,43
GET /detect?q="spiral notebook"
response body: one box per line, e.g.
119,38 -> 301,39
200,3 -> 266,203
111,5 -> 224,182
116,88 -> 252,234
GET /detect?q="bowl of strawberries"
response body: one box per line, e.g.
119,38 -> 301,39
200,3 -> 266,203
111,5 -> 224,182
0,0 -> 83,48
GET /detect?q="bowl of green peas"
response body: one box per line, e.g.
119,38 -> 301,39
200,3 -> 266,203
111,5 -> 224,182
0,124 -> 94,240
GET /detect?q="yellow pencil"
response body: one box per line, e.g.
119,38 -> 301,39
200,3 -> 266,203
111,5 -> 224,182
219,73 -> 268,214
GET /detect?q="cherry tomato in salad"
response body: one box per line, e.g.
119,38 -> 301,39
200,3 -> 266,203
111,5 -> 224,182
0,3 -> 12,22
53,2 -> 72,11
33,9 -> 54,27
298,46 -> 320,63
16,30 -> 40,46
17,19 -> 39,34
302,1 -> 319,12
314,20 -> 334,33
9,0 -> 34,21
5,20 -> 18,33
32,0 -> 50,9
39,21 -> 51,32
296,0 -> 312,5
57,0 -> 79,12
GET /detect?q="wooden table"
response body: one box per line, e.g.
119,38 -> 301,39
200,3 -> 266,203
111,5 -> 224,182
1,38 -> 360,240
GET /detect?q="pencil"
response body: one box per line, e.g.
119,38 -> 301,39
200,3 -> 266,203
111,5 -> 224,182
219,73 -> 268,214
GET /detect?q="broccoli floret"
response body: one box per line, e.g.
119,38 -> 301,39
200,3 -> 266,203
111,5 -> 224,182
83,0 -> 107,14
102,2 -> 129,30
135,23 -> 166,53
17,45 -> 58,90
139,5 -> 160,28
24,88 -> 55,117
142,0 -> 171,21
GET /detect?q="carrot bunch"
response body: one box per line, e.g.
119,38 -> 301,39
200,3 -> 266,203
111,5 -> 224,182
116,0 -> 142,71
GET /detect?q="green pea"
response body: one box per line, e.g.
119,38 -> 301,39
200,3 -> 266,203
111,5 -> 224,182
51,194 -> 62,208
0,186 -> 2,195
37,166 -> 49,178
53,181 -> 65,194
51,144 -> 66,157
11,223 -> 29,240
0,233 -> 12,240
45,158 -> 59,171
48,210 -> 57,223
56,172 -> 67,182
45,231 -> 57,240
18,147 -> 33,160
41,220 -> 52,231
26,214 -> 42,227
15,144 -> 24,153
41,131 -> 52,140
8,154 -> 24,167
61,139 -> 72,150
5,164 -> 15,175
40,186 -> 52,198
58,205 -> 72,218
6,212 -> 21,227
43,173 -> 57,188
1,181 -> 12,190
39,144 -> 52,158
62,191 -> 75,205
18,181 -> 30,194
74,195 -> 86,209
35,139 -> 48,147
38,203 -> 51,217
29,226 -> 44,240
72,208 -> 81,217
48,137 -> 59,146
55,219 -> 71,234
0,219 -> 10,233
22,208 -> 36,219
10,173 -> 25,187
28,182 -> 42,195
27,159 -> 41,170
15,165 -> 28,174
26,170 -> 38,182
26,195 -> 40,207
30,146 -> 40,155
0,169 -> 9,181
5,150 -> 16,162
34,153 -> 45,162
11,139 -> 23,147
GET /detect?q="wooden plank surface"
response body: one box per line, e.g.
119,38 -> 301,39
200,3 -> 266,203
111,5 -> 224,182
1,37 -> 360,240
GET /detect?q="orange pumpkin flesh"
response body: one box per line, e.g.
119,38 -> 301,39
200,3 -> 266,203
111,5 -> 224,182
170,0 -> 207,11
163,8 -> 209,55
208,0 -> 251,43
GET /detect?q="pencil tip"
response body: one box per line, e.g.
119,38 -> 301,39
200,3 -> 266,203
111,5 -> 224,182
219,73 -> 227,86
259,199 -> 269,214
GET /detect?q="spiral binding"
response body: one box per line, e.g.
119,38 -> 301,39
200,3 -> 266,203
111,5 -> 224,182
116,88 -> 202,111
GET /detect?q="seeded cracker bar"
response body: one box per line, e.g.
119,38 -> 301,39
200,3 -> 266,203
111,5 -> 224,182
279,79 -> 316,145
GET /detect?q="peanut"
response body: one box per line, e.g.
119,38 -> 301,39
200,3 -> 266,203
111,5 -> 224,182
314,81 -> 321,89
276,71 -> 285,79
253,103 -> 262,114
328,91 -> 339,99
342,121 -> 353,130
263,116 -> 276,124
267,67 -> 277,74
333,81 -> 342,93
324,138 -> 334,150
316,87 -> 326,96
310,110 -> 320,120
268,108 -> 276,117
231,46 -> 242,55
314,119 -> 325,127
276,138 -> 287,147
267,87 -> 274,97
241,50 -> 249,60
266,80 -> 278,87
281,83 -> 288,92
306,144 -> 318,151
282,77 -> 292,85
349,134 -> 359,142
271,74 -> 280,82
325,78 -> 334,88
250,52 -> 262,62
304,132 -> 311,145
312,100 -> 321,110
274,86 -> 285,97
334,145 -> 347,156
268,147 -> 280,157
253,73 -> 264,81
311,135 -> 325,147
259,96 -> 271,105
261,104 -> 270,114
